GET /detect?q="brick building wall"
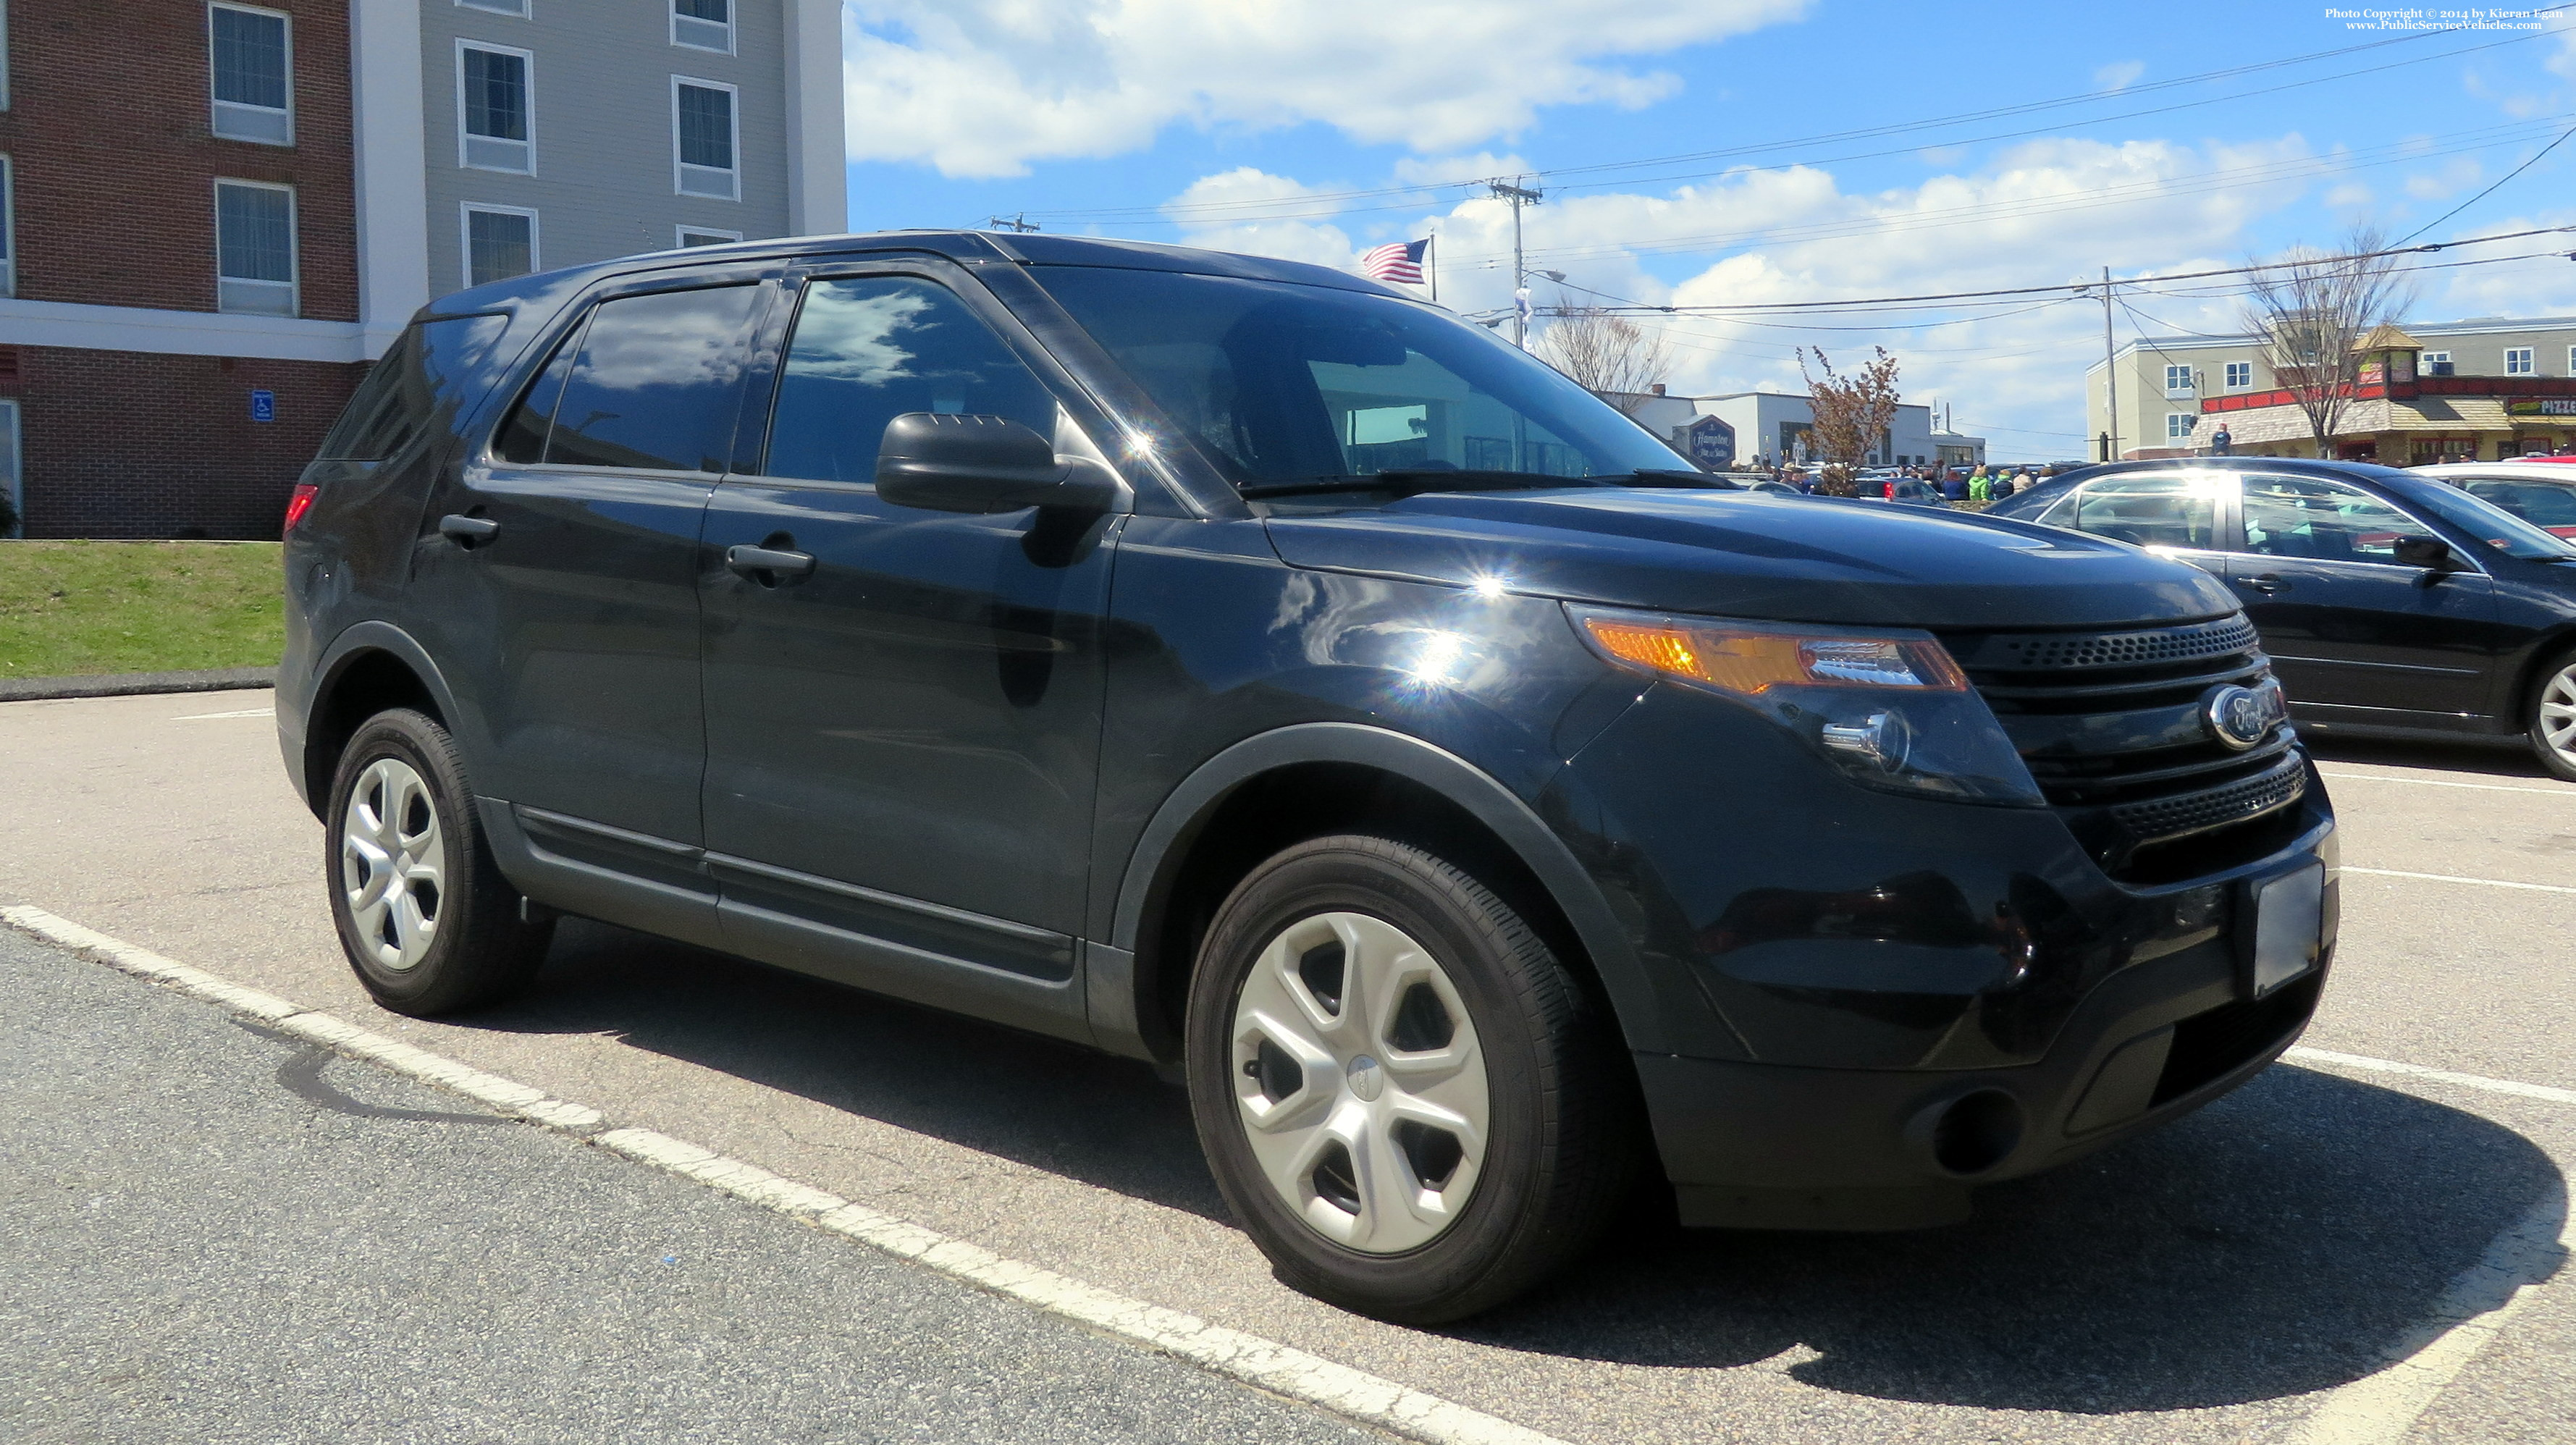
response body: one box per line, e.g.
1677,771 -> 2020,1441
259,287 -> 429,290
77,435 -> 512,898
3,344 -> 358,538
0,1 -> 365,537
0,0 -> 359,319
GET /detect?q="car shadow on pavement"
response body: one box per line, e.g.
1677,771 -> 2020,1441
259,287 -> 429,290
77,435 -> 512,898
458,919 -> 2563,1416
463,918 -> 1233,1219
1455,1063 -> 2566,1413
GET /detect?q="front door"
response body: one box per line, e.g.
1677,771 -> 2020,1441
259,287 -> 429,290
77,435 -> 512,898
2226,471 -> 2499,720
411,278 -> 769,843
699,270 -> 1121,992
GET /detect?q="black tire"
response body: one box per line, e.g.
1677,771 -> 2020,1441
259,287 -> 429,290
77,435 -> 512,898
323,708 -> 553,1015
2531,649 -> 2576,783
1184,835 -> 1638,1323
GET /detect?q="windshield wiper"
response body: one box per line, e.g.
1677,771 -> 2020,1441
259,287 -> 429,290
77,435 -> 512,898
1239,468 -> 1725,500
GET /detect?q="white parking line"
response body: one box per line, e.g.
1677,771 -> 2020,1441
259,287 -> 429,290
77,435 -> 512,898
2283,1191 -> 2573,1445
171,707 -> 274,720
2315,770 -> 2575,799
2341,867 -> 2576,896
2286,1047 -> 2576,1107
0,903 -> 1566,1445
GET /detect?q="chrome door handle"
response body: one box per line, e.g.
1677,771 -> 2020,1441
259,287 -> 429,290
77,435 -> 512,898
438,514 -> 500,546
2242,574 -> 2288,595
725,544 -> 816,581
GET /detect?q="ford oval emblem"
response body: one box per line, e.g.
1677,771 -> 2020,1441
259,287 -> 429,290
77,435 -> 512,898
2202,681 -> 2284,751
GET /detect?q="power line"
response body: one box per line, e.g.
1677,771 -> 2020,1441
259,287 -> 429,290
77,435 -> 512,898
2395,119 -> 2576,245
1024,28 -> 2533,226
1541,224 -> 2576,316
1448,116 -> 2565,270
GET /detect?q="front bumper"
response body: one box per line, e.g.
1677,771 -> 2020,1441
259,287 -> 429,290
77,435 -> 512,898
1555,683 -> 2339,1229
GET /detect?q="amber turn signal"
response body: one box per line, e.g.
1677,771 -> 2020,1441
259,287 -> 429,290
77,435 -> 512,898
1580,615 -> 1966,696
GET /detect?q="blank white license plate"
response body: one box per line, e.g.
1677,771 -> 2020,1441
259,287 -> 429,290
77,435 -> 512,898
2250,864 -> 2325,997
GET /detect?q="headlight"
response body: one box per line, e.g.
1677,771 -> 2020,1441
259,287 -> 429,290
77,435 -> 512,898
1570,605 -> 2043,807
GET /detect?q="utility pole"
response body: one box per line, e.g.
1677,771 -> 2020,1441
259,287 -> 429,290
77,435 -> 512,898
1489,178 -> 1543,348
987,214 -> 1039,233
2098,265 -> 2118,462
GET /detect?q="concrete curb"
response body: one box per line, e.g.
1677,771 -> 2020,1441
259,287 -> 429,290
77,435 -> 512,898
0,666 -> 277,702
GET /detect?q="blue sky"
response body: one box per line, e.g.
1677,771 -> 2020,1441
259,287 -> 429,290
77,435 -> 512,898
833,1 -> 2576,455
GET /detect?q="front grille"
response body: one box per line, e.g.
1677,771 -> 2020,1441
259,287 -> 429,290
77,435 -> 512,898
1970,615 -> 2260,674
1943,613 -> 2310,877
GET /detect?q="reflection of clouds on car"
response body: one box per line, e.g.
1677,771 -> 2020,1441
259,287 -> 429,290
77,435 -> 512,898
783,284 -> 935,387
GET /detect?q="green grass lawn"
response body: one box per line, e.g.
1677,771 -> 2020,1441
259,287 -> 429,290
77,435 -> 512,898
0,542 -> 285,679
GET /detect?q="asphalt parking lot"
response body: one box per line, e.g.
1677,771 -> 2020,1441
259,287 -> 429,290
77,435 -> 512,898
6,688 -> 2575,1444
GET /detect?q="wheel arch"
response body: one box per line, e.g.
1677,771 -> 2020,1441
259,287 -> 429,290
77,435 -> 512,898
298,623 -> 464,820
1095,723 -> 1666,1063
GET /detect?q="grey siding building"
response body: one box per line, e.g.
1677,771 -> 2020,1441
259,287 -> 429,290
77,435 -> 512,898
352,0 -> 844,351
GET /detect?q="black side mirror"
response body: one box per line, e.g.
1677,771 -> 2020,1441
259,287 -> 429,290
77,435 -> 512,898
875,413 -> 1121,515
2392,534 -> 2459,570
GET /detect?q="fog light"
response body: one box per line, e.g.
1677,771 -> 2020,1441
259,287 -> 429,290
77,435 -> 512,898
1819,709 -> 1910,772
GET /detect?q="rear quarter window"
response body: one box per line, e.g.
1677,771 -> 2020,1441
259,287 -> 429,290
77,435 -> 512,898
314,313 -> 509,462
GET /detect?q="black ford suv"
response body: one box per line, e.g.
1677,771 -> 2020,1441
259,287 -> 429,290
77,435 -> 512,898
280,232 -> 2336,1322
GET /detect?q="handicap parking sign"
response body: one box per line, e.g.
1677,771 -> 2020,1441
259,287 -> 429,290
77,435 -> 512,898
250,389 -> 275,423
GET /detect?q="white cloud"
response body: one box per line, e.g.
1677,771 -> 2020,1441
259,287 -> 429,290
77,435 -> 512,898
2094,59 -> 2144,93
1151,135 -> 2330,454
2404,157 -> 2483,201
841,0 -> 1811,177
1160,169 -> 1358,268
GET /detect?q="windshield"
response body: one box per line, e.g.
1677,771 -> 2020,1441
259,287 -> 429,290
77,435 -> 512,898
2393,476 -> 2576,560
1033,267 -> 1691,493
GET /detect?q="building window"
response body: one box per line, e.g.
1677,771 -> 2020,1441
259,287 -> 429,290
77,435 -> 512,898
677,225 -> 740,248
209,4 -> 292,146
463,203 -> 537,287
2163,363 -> 2193,396
214,180 -> 296,316
2424,350 -> 2453,376
672,0 -> 733,53
1,0 -> 14,111
2166,412 -> 2196,440
2224,361 -> 2252,391
673,78 -> 738,199
0,155 -> 14,298
457,0 -> 529,14
458,42 -> 533,173
2506,347 -> 2535,376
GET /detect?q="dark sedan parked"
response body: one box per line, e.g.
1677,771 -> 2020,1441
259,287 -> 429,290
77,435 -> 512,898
1988,458 -> 2576,780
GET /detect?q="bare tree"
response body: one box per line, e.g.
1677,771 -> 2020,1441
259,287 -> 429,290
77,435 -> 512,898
2239,224 -> 2418,458
1536,304 -> 1675,410
1798,346 -> 1902,497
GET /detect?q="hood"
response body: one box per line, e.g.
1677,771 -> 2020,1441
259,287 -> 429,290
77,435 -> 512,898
1261,489 -> 2240,631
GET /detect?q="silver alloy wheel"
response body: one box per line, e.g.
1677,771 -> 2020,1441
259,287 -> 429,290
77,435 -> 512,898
340,757 -> 445,972
1230,911 -> 1489,1255
2543,661 -> 2576,770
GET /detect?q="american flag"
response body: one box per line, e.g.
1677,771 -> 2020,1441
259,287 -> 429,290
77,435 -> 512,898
1358,237 -> 1430,286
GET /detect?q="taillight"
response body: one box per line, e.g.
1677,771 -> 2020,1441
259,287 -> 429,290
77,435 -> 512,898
282,482 -> 319,534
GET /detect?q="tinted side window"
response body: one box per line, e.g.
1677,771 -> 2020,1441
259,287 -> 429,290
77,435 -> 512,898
492,316 -> 582,465
2240,474 -> 2418,562
2460,477 -> 2576,531
762,277 -> 1056,484
316,314 -> 509,461
544,284 -> 764,472
2058,475 -> 2220,549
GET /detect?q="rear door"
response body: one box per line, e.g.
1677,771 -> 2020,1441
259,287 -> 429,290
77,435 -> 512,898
2225,471 -> 2500,719
694,264 -> 1124,1027
409,274 -> 770,846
